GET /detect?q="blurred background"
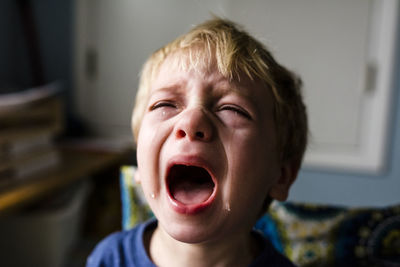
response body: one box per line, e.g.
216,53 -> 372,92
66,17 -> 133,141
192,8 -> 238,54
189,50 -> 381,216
0,0 -> 399,266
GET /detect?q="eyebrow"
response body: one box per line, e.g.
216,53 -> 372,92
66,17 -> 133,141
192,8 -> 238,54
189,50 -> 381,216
150,78 -> 254,103
150,82 -> 186,96
213,81 -> 253,101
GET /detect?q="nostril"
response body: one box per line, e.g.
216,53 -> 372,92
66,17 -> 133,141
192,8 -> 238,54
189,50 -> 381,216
196,131 -> 204,138
177,130 -> 186,138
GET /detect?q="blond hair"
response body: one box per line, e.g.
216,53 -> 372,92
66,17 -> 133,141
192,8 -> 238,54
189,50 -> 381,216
132,18 -> 308,165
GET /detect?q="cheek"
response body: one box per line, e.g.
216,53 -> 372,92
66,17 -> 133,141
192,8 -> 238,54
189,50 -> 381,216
136,118 -> 166,196
225,128 -> 277,168
224,129 -> 280,193
136,121 -> 154,166
137,115 -> 168,158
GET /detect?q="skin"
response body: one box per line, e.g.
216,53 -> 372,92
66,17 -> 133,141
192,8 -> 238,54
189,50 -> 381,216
135,55 -> 298,267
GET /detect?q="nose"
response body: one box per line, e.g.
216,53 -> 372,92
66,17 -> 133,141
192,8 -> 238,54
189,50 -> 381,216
174,108 -> 214,142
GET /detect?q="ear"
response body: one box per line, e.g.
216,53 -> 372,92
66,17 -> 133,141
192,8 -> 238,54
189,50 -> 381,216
134,167 -> 141,184
268,161 -> 300,201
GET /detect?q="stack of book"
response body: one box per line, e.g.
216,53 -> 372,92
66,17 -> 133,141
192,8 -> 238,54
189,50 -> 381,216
0,84 -> 63,186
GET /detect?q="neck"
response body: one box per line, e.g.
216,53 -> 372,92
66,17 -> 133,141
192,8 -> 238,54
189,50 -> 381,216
147,225 -> 260,267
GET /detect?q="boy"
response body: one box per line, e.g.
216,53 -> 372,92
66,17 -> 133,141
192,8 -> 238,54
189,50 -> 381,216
87,17 -> 307,267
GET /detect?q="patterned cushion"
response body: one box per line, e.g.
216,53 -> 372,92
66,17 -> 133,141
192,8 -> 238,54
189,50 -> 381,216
256,202 -> 400,266
120,166 -> 152,230
120,166 -> 400,266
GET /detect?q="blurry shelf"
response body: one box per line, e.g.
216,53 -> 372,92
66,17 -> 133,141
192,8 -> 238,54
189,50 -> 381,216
0,146 -> 132,214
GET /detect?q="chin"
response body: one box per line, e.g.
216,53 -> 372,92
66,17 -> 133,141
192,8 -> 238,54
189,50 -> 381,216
154,207 -> 222,244
164,222 -> 218,244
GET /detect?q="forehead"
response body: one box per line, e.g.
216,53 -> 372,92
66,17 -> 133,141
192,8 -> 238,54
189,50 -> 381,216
151,51 -> 274,107
152,57 -> 228,94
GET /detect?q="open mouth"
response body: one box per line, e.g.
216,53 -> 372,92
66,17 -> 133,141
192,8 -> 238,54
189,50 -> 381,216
167,164 -> 215,206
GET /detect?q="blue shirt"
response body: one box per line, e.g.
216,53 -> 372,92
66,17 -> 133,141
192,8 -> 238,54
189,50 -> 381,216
86,219 -> 296,267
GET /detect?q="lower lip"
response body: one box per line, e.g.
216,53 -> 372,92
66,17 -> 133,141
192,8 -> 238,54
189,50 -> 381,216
167,188 -> 217,215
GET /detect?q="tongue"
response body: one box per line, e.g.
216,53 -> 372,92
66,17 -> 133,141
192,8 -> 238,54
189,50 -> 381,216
171,178 -> 213,205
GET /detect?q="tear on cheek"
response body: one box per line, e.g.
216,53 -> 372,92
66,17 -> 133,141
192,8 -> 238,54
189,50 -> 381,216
167,165 -> 215,205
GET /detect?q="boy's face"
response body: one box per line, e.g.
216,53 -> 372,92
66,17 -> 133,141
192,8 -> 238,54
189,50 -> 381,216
135,54 -> 295,244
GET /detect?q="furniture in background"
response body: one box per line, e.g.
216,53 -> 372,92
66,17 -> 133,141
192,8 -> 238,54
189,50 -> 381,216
0,145 -> 132,214
0,94 -> 63,187
0,145 -> 133,267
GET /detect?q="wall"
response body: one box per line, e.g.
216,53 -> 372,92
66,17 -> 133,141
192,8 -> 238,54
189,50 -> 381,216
290,38 -> 400,207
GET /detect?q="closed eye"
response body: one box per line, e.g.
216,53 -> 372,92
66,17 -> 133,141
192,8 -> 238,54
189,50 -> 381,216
149,101 -> 177,111
219,105 -> 252,120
